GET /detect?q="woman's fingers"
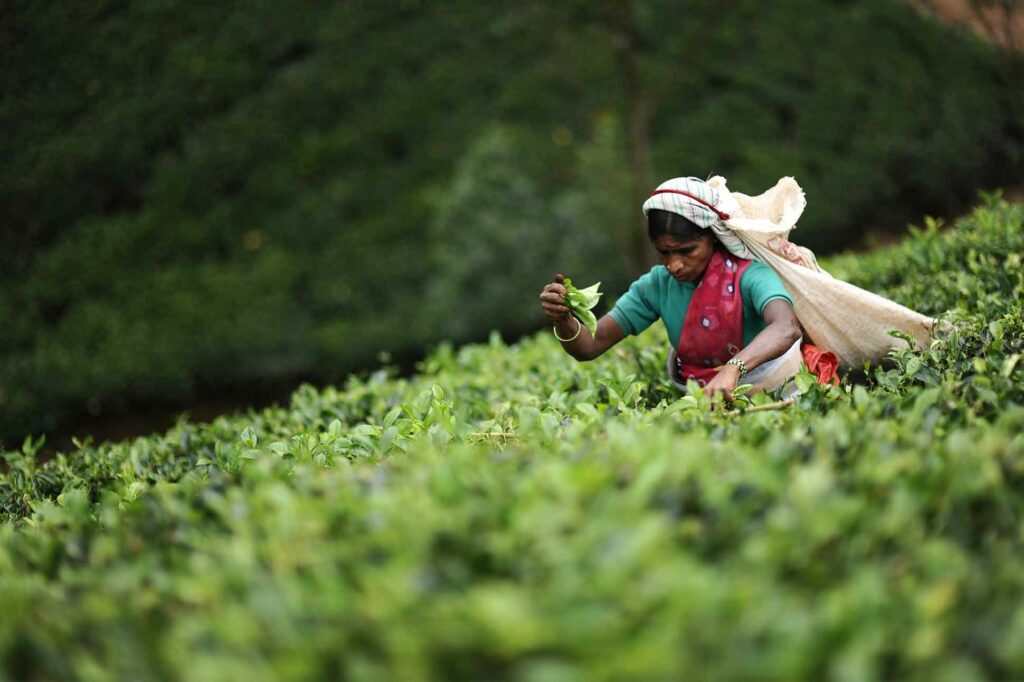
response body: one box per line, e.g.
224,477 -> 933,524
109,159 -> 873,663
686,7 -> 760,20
539,291 -> 567,309
539,291 -> 567,305
704,380 -> 735,406
540,293 -> 570,316
541,282 -> 567,297
543,305 -> 570,316
542,304 -> 571,320
539,277 -> 570,321
707,390 -> 732,412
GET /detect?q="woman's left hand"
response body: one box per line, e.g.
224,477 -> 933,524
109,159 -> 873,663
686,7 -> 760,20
704,363 -> 741,403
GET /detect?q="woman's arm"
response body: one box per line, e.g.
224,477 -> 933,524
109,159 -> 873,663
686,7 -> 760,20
704,299 -> 801,399
555,314 -> 626,361
540,275 -> 626,361
733,299 -> 802,371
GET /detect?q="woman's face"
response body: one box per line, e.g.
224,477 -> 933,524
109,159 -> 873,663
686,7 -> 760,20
653,233 -> 716,282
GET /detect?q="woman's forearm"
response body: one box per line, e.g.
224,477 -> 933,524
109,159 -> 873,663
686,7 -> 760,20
735,322 -> 800,370
734,301 -> 801,371
554,316 -> 594,359
555,315 -> 625,361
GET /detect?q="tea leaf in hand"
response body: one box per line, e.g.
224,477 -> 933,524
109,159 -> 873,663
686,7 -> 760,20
562,278 -> 603,336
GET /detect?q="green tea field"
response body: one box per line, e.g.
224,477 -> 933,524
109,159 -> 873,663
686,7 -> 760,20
2,196 -> 1023,680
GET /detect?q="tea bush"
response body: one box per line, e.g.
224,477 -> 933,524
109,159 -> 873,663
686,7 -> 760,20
0,197 -> 1022,680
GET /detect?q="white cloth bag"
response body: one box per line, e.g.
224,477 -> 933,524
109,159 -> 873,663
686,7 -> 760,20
705,176 -> 937,370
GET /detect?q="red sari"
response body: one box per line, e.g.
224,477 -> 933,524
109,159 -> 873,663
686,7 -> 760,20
675,248 -> 751,386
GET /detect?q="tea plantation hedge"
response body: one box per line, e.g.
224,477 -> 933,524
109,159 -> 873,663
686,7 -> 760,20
1,196 -> 1023,679
3,0 -> 1024,443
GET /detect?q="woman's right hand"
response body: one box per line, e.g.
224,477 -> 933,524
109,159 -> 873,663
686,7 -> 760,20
539,273 -> 571,323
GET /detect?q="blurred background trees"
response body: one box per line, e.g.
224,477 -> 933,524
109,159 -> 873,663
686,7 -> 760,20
909,0 -> 1024,54
1,0 -> 1023,443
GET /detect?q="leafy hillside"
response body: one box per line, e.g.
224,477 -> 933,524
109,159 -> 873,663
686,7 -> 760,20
1,198 -> 1022,679
3,0 -> 1023,442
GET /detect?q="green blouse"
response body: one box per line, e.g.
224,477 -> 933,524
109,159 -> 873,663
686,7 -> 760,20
607,261 -> 793,347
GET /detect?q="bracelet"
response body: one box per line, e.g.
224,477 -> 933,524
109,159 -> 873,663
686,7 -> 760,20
726,357 -> 748,379
553,316 -> 582,342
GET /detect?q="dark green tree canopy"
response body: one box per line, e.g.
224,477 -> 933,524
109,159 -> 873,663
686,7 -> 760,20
1,0 -> 1022,442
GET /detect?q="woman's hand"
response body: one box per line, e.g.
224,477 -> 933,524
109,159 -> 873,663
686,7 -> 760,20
704,363 -> 741,403
539,273 -> 571,323
539,273 -> 626,361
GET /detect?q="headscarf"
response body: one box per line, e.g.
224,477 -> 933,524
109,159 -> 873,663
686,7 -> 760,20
641,176 -> 752,259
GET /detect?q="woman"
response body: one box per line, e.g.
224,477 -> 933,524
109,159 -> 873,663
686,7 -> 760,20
538,176 -> 804,401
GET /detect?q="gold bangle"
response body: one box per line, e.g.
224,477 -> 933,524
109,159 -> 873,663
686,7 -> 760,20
553,316 -> 582,342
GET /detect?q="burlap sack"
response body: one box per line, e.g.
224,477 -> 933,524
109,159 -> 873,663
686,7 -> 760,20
705,176 -> 937,370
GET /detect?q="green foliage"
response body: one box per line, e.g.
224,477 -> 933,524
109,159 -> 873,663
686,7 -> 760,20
0,199 -> 1022,679
2,0 -> 1024,443
562,278 -> 603,335
425,125 -> 618,344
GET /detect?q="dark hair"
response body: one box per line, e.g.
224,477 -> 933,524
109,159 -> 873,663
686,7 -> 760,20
646,208 -> 708,242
